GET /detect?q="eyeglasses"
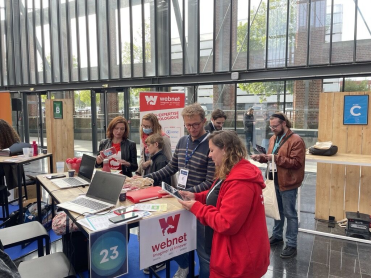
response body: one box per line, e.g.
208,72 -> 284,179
141,124 -> 152,129
269,124 -> 281,130
184,122 -> 202,129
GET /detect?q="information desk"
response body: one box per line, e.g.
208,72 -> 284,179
0,153 -> 53,224
36,174 -> 196,277
303,153 -> 371,244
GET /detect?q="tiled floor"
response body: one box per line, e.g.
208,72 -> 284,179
11,162 -> 371,277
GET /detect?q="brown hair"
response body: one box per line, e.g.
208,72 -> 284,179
145,133 -> 164,149
140,113 -> 163,138
270,112 -> 292,128
181,103 -> 205,121
209,130 -> 246,180
0,119 -> 20,149
211,109 -> 227,120
106,116 -> 129,140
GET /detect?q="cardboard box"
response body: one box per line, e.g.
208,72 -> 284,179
14,183 -> 37,200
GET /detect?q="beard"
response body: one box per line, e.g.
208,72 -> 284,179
275,129 -> 285,137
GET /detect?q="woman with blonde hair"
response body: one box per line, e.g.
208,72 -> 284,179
137,113 -> 172,177
96,116 -> 138,177
178,130 -> 270,278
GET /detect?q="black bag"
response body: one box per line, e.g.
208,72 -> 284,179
309,145 -> 338,156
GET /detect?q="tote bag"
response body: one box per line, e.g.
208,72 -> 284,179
262,155 -> 280,220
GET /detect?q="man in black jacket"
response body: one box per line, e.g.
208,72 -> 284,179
204,109 -> 227,133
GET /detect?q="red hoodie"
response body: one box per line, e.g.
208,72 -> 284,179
190,159 -> 270,278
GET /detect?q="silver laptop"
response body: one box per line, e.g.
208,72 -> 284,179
57,171 -> 126,215
52,154 -> 96,189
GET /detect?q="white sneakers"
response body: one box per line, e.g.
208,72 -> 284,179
173,266 -> 189,278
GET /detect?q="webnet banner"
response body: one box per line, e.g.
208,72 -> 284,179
139,92 -> 185,151
139,210 -> 197,269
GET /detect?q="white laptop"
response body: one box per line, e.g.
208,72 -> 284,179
57,171 -> 126,215
52,154 -> 96,189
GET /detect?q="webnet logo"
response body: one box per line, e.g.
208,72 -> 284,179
145,95 -> 158,105
158,214 -> 180,236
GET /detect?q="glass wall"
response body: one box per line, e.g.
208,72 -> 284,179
1,0 -> 371,87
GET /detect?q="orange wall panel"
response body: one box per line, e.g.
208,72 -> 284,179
0,92 -> 12,125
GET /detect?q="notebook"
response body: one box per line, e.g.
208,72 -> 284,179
126,186 -> 168,203
51,154 -> 96,189
57,171 -> 126,215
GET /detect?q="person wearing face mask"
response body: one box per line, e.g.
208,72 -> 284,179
136,113 -> 173,178
96,116 -> 138,177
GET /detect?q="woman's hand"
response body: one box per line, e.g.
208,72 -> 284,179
178,199 -> 196,211
96,152 -> 104,164
179,190 -> 195,201
142,160 -> 151,169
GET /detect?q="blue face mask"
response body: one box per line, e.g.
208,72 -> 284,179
143,127 -> 153,134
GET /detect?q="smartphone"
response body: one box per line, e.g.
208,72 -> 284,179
46,174 -> 66,179
162,182 -> 184,200
109,213 -> 138,224
113,208 -> 127,215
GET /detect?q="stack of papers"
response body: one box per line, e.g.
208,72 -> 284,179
78,211 -> 150,231
77,203 -> 168,231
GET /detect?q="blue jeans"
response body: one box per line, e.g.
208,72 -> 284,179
272,185 -> 298,248
173,221 -> 210,278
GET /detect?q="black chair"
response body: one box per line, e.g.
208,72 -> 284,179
0,221 -> 50,257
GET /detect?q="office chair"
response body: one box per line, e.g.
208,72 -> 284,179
0,221 -> 50,257
0,241 -> 76,278
18,252 -> 76,278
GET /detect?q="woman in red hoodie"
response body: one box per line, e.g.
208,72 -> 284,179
179,130 -> 270,278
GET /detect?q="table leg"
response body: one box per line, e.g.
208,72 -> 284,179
189,251 -> 195,278
49,155 -> 54,173
17,164 -> 23,224
36,179 -> 42,223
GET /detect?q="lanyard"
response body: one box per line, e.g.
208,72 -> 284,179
272,133 -> 286,154
185,133 -> 209,166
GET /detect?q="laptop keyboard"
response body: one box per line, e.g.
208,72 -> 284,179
64,178 -> 85,186
71,198 -> 109,211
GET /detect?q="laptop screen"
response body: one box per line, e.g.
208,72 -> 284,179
78,154 -> 96,181
86,171 -> 126,204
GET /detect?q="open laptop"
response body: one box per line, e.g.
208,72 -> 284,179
51,154 -> 96,189
57,171 -> 126,215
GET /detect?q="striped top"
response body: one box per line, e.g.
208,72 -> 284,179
145,133 -> 215,193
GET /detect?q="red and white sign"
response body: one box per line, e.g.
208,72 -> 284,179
140,92 -> 185,151
139,210 -> 196,269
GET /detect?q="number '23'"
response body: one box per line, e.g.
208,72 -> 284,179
100,246 -> 119,264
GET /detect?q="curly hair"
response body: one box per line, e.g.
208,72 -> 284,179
106,116 -> 129,140
181,103 -> 205,121
209,130 -> 247,180
0,119 -> 20,149
140,113 -> 163,138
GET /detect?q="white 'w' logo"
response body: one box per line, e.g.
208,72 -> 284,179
145,96 -> 158,105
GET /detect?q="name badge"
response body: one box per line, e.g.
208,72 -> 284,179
268,161 -> 277,172
177,169 -> 189,190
